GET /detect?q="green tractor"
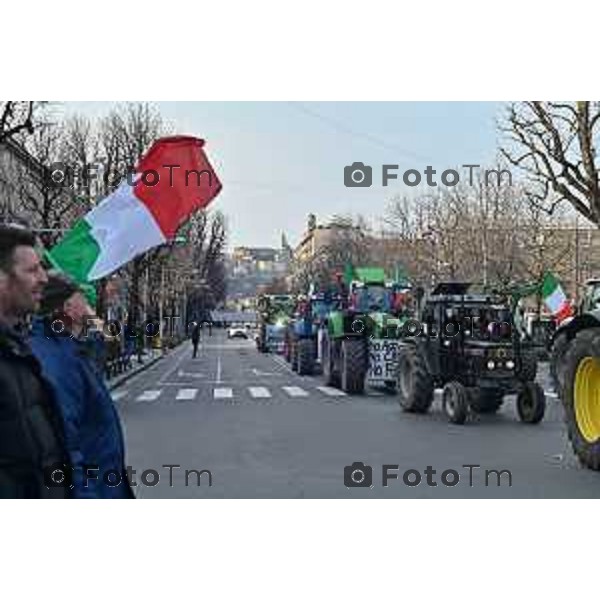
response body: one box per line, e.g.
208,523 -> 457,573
255,294 -> 296,354
320,267 -> 412,394
551,279 -> 600,470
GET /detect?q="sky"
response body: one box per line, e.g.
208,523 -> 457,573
63,102 -> 505,249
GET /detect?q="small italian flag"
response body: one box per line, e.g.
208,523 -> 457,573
48,136 -> 221,287
541,271 -> 573,323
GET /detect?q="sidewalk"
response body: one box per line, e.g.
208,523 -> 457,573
107,348 -> 163,391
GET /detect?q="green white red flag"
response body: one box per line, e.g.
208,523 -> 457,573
541,271 -> 573,323
48,136 -> 221,283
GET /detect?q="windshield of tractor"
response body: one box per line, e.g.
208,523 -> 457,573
588,283 -> 600,311
461,303 -> 513,340
354,285 -> 392,312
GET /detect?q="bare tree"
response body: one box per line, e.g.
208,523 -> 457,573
384,170 -> 572,291
501,101 -> 600,226
0,102 -> 35,143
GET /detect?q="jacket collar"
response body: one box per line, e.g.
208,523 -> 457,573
0,319 -> 31,358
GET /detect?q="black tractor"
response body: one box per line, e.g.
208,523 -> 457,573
397,283 -> 544,425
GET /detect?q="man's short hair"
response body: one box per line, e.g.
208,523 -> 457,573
0,225 -> 37,274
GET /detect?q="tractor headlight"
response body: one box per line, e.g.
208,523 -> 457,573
487,360 -> 496,370
506,360 -> 515,370
444,340 -> 451,347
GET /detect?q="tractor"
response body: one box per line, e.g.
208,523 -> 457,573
320,267 -> 412,394
396,282 -> 544,425
550,278 -> 600,470
284,290 -> 343,375
550,278 -> 600,392
255,294 -> 295,354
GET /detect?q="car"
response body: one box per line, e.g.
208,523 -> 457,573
227,325 -> 249,339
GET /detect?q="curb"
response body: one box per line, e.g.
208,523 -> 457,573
107,340 -> 187,390
108,353 -> 163,391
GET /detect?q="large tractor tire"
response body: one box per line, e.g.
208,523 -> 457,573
562,328 -> 600,470
550,332 -> 570,393
297,338 -> 316,376
516,381 -> 546,424
519,349 -> 538,383
471,389 -> 504,414
397,345 -> 434,413
340,338 -> 367,394
442,381 -> 469,424
322,332 -> 340,387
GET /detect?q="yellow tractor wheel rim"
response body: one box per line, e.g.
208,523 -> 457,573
574,357 -> 600,443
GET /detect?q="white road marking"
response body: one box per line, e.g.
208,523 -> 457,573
317,386 -> 347,397
251,368 -> 280,377
176,388 -> 198,401
136,390 -> 162,402
248,386 -> 272,398
216,354 -> 222,384
283,386 -> 309,397
158,343 -> 192,384
177,369 -> 206,379
111,390 -> 128,401
214,387 -> 233,399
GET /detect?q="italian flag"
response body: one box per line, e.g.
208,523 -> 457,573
48,136 -> 221,285
541,272 -> 573,323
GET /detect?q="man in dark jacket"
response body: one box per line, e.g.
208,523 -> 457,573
0,225 -> 71,498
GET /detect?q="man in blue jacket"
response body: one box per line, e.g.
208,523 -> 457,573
30,274 -> 134,498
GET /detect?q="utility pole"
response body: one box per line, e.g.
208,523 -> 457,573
159,262 -> 165,352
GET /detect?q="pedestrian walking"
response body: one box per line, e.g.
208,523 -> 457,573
0,225 -> 71,498
191,321 -> 201,358
29,274 -> 134,498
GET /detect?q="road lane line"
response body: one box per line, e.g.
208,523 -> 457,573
111,390 -> 128,402
216,354 -> 222,384
136,390 -> 162,402
248,386 -> 271,398
176,388 -> 198,401
283,386 -> 309,397
317,386 -> 347,397
214,387 -> 233,399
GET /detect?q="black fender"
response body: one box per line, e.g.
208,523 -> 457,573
550,310 -> 600,348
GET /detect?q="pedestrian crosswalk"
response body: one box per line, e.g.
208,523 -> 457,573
112,383 -> 560,405
136,390 -> 161,402
248,386 -> 271,398
176,388 -> 199,401
112,384 -> 359,404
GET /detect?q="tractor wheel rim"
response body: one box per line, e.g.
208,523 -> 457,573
445,390 -> 455,415
574,356 -> 600,443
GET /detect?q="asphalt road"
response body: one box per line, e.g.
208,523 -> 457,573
114,329 -> 600,498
